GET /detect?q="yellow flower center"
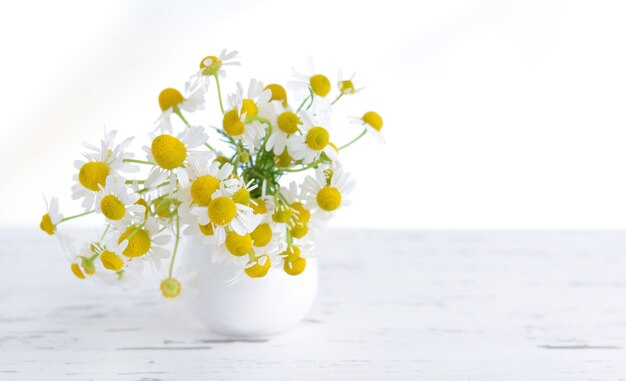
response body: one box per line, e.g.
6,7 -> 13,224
135,198 -> 150,220
79,161 -> 109,191
245,255 -> 271,278
198,223 -> 214,236
277,111 -> 300,134
100,195 -> 126,221
272,205 -> 292,223
40,214 -> 55,235
284,257 -> 306,276
160,277 -> 182,298
71,263 -> 86,279
339,80 -> 356,94
190,175 -> 220,206
199,55 -> 222,76
282,245 -> 301,262
291,223 -> 309,239
265,84 -> 287,106
240,99 -> 258,118
223,109 -> 245,137
208,196 -> 237,226
310,74 -> 331,97
225,232 -> 253,256
233,187 -> 251,205
291,202 -> 310,223
251,198 -> 267,214
276,151 -> 292,168
316,186 -> 342,211
305,127 -> 329,151
362,111 -> 383,131
158,88 -> 185,112
250,223 -> 272,247
151,134 -> 187,170
118,226 -> 151,258
100,250 -> 124,271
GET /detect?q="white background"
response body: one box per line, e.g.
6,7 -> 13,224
1,0 -> 626,229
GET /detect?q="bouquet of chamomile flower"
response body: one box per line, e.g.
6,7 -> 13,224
40,49 -> 384,298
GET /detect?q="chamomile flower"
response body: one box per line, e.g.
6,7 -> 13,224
95,175 -> 144,227
289,57 -> 332,98
279,243 -> 313,276
190,189 -> 260,245
40,197 -> 63,236
58,235 -> 96,280
265,103 -> 302,155
286,111 -> 338,164
116,217 -> 171,272
187,49 -> 240,92
264,83 -> 288,106
143,126 -> 209,191
303,165 -> 355,216
223,79 -> 274,152
337,70 -> 364,95
351,111 -> 384,143
155,87 -> 205,133
71,130 -> 135,210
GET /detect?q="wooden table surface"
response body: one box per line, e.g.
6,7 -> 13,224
1,228 -> 626,380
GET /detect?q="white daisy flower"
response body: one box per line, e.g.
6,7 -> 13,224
39,196 -> 63,236
222,78 -> 274,152
265,103 -> 302,155
286,111 -> 338,164
302,165 -> 355,216
71,130 -> 135,210
155,87 -> 205,134
58,235 -> 96,280
115,217 -> 171,273
186,49 -> 240,92
190,189 -> 260,246
337,70 -> 364,95
350,111 -> 384,143
279,242 -> 313,276
143,126 -> 210,191
288,57 -> 332,99
95,175 -> 144,228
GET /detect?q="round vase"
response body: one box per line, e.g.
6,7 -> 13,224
179,237 -> 318,337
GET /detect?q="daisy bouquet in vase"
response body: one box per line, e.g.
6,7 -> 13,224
40,50 -> 384,335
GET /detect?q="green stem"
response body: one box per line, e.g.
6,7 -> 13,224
214,74 -> 226,114
59,210 -> 95,223
125,180 -> 145,185
296,92 -> 311,113
339,129 -> 367,150
124,159 -> 154,165
168,215 -> 180,278
331,92 -> 344,105
280,159 -> 322,172
100,224 -> 110,241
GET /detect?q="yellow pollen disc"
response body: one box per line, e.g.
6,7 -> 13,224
81,258 -> 96,275
282,245 -> 301,262
151,134 -> 187,170
291,202 -> 311,223
208,196 -> 237,226
79,161 -> 109,191
233,188 -> 251,205
310,74 -> 331,96
265,84 -> 287,106
362,111 -> 383,131
251,198 -> 267,214
284,257 -> 306,276
250,223 -> 272,247
223,109 -> 245,136
71,263 -> 86,279
40,214 -> 55,235
199,55 -> 222,76
225,232 -> 253,256
100,195 -> 126,221
272,205 -> 292,223
317,186 -> 342,211
245,255 -> 271,278
190,175 -> 220,206
240,98 -> 258,118
277,111 -> 301,134
100,250 -> 124,271
161,278 -> 182,298
198,223 -> 214,236
135,198 -> 150,220
214,155 -> 230,168
158,88 -> 185,112
339,80 -> 356,94
291,223 -> 309,239
118,226 -> 151,258
305,127 -> 329,151
276,151 -> 292,168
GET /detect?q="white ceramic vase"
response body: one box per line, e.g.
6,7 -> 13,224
179,237 -> 318,337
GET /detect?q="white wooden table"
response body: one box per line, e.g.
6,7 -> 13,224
1,229 -> 626,380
